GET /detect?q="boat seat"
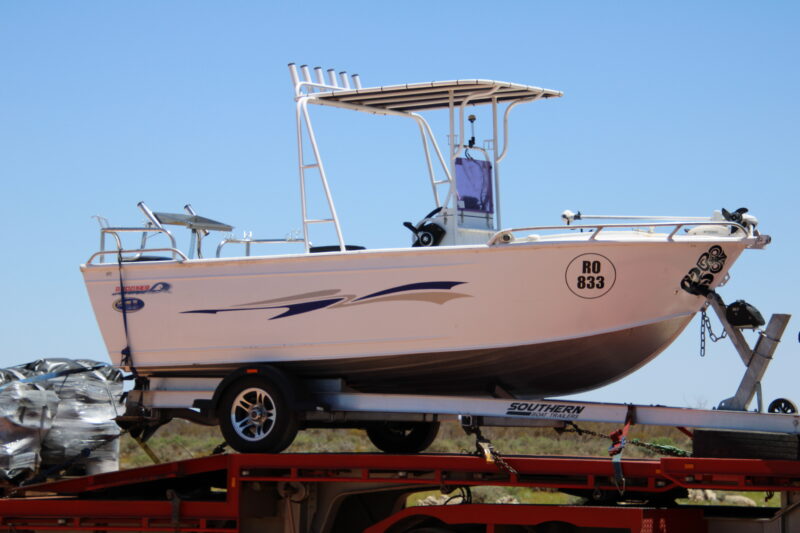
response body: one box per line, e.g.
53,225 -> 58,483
309,245 -> 366,253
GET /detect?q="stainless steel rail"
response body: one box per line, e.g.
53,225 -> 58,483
216,237 -> 305,257
96,226 -> 179,263
86,247 -> 188,265
488,220 -> 750,246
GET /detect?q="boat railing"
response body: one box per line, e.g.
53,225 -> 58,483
487,220 -> 752,246
88,223 -> 185,264
88,203 -> 184,264
88,202 -> 307,264
216,234 -> 305,258
87,247 -> 189,265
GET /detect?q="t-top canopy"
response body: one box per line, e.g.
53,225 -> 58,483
309,79 -> 563,113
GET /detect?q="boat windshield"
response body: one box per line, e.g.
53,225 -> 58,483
455,157 -> 493,214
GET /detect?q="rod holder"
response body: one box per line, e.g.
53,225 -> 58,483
339,71 -> 351,89
314,66 -> 325,86
137,201 -> 163,229
300,65 -> 312,84
288,63 -> 299,86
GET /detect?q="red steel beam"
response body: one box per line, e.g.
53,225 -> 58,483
1,452 -> 797,531
364,504 -> 707,533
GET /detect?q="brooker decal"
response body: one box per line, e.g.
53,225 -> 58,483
506,401 -> 585,420
565,254 -> 616,299
182,281 -> 469,320
113,298 -> 145,313
113,282 -> 171,296
680,245 -> 727,295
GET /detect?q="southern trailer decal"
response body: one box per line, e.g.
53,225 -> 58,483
506,401 -> 586,419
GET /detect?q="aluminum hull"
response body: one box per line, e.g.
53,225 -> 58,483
280,314 -> 691,396
82,235 -> 747,396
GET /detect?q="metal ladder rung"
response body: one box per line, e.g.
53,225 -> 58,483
433,179 -> 451,185
306,218 -> 335,224
301,164 -> 320,170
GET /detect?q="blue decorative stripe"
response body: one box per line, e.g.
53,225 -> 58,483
183,307 -> 262,314
267,298 -> 345,319
182,281 -> 466,319
354,281 -> 466,302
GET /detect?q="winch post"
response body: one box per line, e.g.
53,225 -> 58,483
705,292 -> 755,366
707,292 -> 791,411
718,313 -> 790,411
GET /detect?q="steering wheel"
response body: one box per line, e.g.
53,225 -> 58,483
403,207 -> 444,247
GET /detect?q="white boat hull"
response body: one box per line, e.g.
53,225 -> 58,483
81,236 -> 746,396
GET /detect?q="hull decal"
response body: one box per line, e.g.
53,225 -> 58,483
354,281 -> 465,301
565,254 -> 616,299
113,282 -> 171,296
182,281 -> 469,320
680,245 -> 727,295
113,297 -> 145,313
234,289 -> 342,307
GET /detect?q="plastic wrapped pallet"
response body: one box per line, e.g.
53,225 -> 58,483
13,359 -> 124,476
0,359 -> 123,482
0,370 -> 59,482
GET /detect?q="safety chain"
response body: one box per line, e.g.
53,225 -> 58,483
700,308 -> 727,357
557,422 -> 691,458
478,437 -> 518,476
462,423 -> 518,475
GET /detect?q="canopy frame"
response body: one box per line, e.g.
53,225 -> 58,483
289,64 -> 563,252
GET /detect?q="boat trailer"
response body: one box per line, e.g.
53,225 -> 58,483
122,290 -> 795,456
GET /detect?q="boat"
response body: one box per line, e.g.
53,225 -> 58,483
80,64 -> 769,399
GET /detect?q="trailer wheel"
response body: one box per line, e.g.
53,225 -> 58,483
768,398 -> 797,414
693,429 -> 800,460
218,375 -> 299,453
366,421 -> 439,453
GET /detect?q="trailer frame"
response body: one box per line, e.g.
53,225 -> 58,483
3,452 -> 800,533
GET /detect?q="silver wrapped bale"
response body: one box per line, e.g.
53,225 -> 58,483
0,359 -> 123,482
0,371 -> 58,482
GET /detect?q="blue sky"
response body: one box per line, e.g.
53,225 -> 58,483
1,2 -> 798,408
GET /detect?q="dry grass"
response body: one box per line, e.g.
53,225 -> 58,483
121,418 -> 693,468
119,420 -> 776,507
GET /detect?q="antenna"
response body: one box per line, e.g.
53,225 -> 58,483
468,114 -> 476,148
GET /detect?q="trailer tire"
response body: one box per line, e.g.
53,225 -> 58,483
693,429 -> 800,460
218,375 -> 299,453
366,421 -> 440,454
768,398 -> 797,414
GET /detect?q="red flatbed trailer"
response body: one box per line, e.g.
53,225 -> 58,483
2,453 -> 799,533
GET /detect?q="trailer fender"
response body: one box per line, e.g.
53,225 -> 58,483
193,365 -> 315,415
